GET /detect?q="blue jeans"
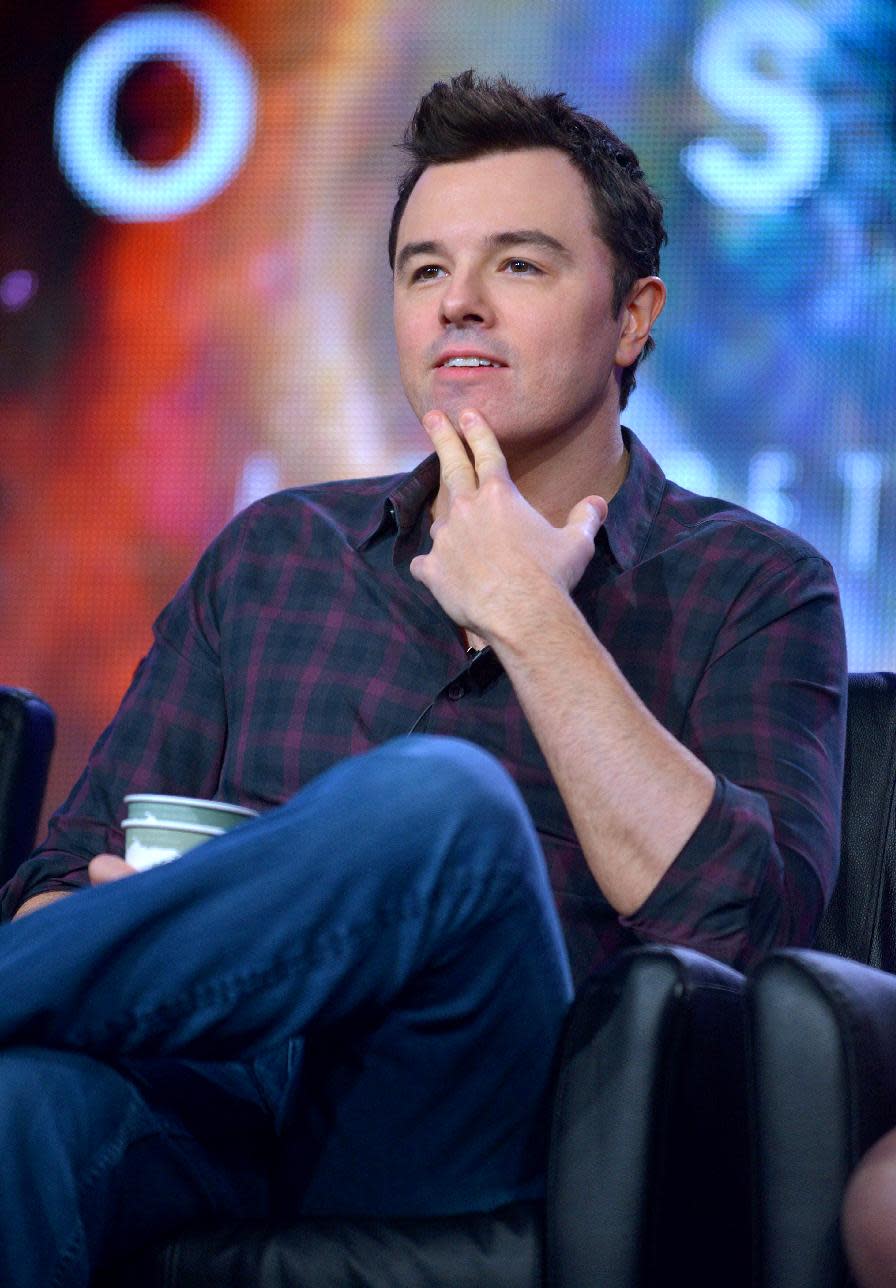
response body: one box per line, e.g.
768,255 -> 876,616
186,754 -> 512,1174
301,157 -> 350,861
0,736 -> 573,1287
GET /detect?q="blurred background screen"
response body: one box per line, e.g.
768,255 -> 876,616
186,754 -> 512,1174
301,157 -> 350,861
1,0 -> 894,827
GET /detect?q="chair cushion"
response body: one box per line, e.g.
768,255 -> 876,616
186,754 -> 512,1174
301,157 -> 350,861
104,1201 -> 542,1288
815,671 -> 896,967
749,949 -> 896,1288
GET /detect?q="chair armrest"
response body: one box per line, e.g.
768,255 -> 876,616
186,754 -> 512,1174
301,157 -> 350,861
0,686 -> 55,882
546,945 -> 749,1288
749,948 -> 896,1288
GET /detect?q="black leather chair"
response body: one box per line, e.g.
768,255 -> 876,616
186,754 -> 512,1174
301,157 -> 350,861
0,683 -> 747,1288
0,686 -> 55,883
748,671 -> 896,1288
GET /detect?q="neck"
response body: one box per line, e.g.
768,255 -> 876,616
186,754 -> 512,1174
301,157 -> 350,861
508,423 -> 629,524
432,421 -> 629,528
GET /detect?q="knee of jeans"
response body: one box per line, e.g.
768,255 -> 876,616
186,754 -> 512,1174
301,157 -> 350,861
280,736 -> 526,828
371,738 -> 545,887
0,1048 -> 147,1149
274,735 -> 539,887
381,734 -> 527,821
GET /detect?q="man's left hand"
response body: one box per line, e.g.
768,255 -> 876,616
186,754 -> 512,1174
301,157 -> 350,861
409,409 -> 606,642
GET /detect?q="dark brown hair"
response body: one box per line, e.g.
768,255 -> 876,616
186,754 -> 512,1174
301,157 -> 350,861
389,71 -> 666,409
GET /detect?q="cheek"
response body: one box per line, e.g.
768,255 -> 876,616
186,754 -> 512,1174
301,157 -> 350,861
520,315 -> 588,392
393,321 -> 420,386
394,303 -> 429,366
394,323 -> 433,419
559,309 -> 620,386
521,312 -> 615,419
520,297 -> 596,361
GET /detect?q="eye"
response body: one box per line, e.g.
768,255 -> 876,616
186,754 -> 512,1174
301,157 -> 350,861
410,264 -> 446,282
503,258 -> 541,275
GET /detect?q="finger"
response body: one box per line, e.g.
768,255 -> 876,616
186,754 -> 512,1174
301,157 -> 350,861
408,552 -> 431,586
458,409 -> 509,483
88,853 -> 138,884
566,495 -> 608,539
423,411 -> 477,498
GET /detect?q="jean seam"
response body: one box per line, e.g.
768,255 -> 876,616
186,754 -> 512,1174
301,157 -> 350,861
47,1102 -> 204,1288
69,856 -> 533,1055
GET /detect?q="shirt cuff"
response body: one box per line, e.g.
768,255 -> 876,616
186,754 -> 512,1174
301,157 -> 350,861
618,774 -> 784,966
0,852 -> 90,922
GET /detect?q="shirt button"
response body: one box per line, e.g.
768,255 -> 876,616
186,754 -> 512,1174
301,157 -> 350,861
447,682 -> 465,701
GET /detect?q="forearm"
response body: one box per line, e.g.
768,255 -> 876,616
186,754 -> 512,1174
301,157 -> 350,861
490,580 -> 715,916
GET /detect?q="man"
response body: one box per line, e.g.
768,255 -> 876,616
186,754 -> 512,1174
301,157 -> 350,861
0,72 -> 846,1285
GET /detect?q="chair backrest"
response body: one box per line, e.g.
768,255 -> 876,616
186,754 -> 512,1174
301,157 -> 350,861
0,686 -> 56,884
814,671 -> 896,969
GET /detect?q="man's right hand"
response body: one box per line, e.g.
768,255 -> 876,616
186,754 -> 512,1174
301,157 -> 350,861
12,853 -> 137,919
88,853 -> 138,884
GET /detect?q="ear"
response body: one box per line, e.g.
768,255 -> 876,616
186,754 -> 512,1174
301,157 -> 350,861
615,276 -> 666,367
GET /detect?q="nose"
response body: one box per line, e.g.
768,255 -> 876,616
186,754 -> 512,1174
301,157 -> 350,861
438,267 -> 495,328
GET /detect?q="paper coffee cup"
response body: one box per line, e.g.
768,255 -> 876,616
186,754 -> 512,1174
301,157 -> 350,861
121,794 -> 259,871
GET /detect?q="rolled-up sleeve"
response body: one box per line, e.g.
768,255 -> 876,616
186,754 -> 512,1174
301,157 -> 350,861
621,552 -> 847,971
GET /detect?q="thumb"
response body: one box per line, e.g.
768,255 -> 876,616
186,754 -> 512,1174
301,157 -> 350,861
566,494 -> 607,539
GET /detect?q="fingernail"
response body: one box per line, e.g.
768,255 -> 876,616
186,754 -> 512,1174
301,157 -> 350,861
422,412 -> 440,433
459,410 -> 477,429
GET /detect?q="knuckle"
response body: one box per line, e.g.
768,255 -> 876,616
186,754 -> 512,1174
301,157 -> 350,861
479,475 -> 505,499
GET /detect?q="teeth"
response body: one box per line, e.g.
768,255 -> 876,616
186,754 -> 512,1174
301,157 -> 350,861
443,357 -> 497,367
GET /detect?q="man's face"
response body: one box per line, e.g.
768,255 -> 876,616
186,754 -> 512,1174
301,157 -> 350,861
393,147 -> 631,455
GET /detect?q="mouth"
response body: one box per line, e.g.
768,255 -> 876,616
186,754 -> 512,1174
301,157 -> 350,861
434,354 -> 507,370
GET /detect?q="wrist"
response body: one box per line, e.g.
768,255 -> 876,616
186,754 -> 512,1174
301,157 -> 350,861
485,576 -> 574,657
12,890 -> 72,920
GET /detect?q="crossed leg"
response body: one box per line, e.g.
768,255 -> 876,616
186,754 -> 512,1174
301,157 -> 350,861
0,737 -> 573,1285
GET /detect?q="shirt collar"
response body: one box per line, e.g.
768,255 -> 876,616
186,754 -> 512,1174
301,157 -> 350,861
355,426 -> 666,568
355,453 -> 439,550
600,426 -> 666,570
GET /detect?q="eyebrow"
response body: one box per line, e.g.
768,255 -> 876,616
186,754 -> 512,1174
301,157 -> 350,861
394,228 -> 573,277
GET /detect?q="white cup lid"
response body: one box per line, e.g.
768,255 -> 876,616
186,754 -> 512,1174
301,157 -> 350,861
123,794 -> 258,818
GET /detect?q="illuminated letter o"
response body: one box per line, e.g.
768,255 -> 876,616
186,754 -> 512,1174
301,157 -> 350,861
54,8 -> 256,221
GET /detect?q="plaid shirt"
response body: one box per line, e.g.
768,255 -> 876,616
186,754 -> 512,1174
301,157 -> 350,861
2,429 -> 847,983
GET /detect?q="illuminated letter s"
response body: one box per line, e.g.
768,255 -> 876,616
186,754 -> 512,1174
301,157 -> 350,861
682,1 -> 827,213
